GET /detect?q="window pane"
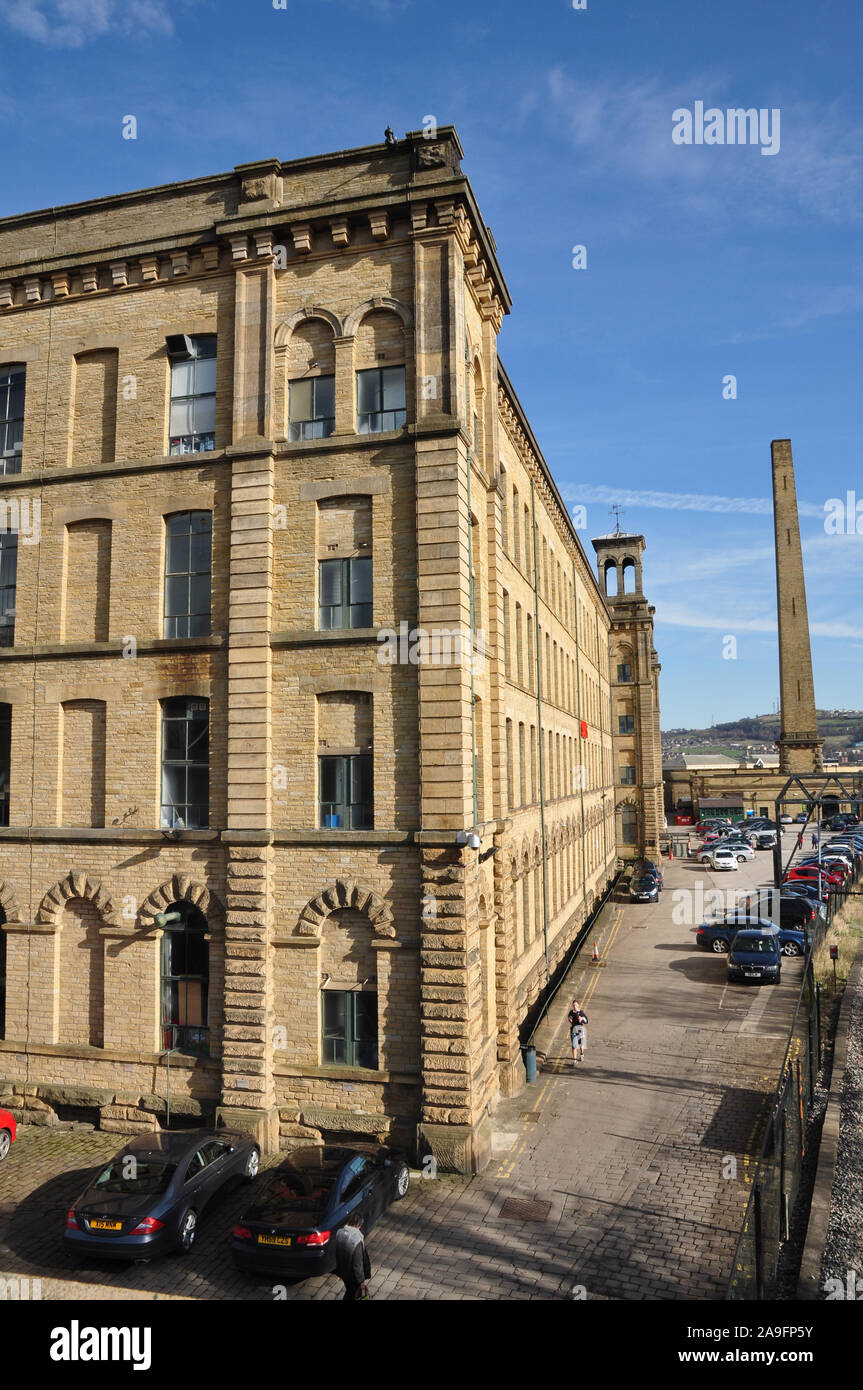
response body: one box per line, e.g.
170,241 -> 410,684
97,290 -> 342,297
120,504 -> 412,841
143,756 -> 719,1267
189,531 -> 211,576
161,764 -> 185,805
194,335 -> 216,359
356,369 -> 380,414
189,574 -> 211,618
319,560 -> 342,607
320,756 -> 340,804
381,366 -> 406,411
289,379 -> 313,422
314,375 -> 335,419
193,356 -> 217,396
164,575 -> 188,618
187,716 -> 209,761
349,556 -> 372,604
191,395 -> 216,436
169,398 -> 195,437
170,360 -> 195,398
165,533 -> 191,575
162,718 -> 186,760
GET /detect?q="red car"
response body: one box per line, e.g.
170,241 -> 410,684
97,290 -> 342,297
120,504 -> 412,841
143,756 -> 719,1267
0,1108 -> 16,1162
784,866 -> 843,888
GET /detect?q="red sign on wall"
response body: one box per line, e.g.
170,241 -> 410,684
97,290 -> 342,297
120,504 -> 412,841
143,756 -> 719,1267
580,720 -> 588,739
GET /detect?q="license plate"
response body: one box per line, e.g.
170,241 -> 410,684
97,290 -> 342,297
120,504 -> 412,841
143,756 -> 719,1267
257,1234 -> 291,1246
744,970 -> 760,978
90,1219 -> 122,1231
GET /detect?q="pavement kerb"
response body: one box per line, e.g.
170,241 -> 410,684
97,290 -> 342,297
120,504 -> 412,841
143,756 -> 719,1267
796,935 -> 863,1300
0,1270 -> 192,1300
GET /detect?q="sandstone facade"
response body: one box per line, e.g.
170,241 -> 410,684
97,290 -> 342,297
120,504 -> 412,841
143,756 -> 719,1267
0,129 -> 651,1170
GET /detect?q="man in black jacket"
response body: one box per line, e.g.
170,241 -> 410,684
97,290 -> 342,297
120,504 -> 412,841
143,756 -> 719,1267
334,1212 -> 371,1300
568,999 -> 589,1064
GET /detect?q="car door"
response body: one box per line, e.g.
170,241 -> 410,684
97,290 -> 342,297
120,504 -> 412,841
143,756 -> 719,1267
197,1139 -> 235,1208
337,1156 -> 374,1229
181,1145 -> 212,1213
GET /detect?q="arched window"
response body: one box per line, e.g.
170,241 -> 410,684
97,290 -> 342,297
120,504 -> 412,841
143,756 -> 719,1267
355,311 -> 407,433
622,559 -> 637,594
604,560 -> 618,596
160,899 -> 209,1056
287,319 -> 336,440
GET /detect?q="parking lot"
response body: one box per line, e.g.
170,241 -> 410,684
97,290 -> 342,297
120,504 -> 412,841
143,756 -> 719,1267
0,830 -> 808,1301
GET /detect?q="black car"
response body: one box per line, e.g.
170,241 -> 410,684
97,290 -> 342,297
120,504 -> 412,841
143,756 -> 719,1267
65,1129 -> 260,1261
232,1144 -> 410,1279
727,928 -> 782,985
635,860 -> 663,889
630,875 -> 659,903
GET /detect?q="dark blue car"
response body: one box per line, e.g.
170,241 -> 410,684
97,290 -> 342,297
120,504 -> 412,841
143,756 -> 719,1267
65,1129 -> 260,1261
727,928 -> 782,985
696,917 -> 809,957
232,1143 -> 410,1280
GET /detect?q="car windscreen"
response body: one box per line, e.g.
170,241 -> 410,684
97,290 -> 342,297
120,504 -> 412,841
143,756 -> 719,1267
633,878 -> 655,888
93,1158 -> 176,1195
249,1170 -> 340,1219
732,936 -> 779,955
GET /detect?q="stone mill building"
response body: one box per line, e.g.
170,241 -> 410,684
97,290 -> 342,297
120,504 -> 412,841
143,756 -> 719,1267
0,129 -> 661,1171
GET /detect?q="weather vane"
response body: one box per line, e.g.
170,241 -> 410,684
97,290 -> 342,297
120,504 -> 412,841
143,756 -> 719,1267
610,504 -> 624,534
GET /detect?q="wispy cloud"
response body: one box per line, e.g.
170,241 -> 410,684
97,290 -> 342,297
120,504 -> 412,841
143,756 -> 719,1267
565,483 -> 825,519
655,604 -> 863,641
544,68 -> 863,225
0,0 -> 176,47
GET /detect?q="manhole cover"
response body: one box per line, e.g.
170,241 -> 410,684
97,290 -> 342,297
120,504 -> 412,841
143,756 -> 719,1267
499,1196 -> 552,1222
519,1111 -> 541,1122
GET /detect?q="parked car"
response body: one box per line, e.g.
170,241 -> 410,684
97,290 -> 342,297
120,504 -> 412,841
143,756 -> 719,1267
727,928 -> 783,984
780,815 -> 793,824
785,865 -> 843,887
797,856 -> 850,882
778,897 -> 817,933
829,815 -> 850,830
794,812 -> 810,824
697,916 -> 808,957
751,830 -> 778,849
0,1108 -> 16,1162
702,846 -> 741,871
630,875 -> 660,903
635,860 -> 663,888
65,1129 -> 260,1261
231,1144 -> 410,1279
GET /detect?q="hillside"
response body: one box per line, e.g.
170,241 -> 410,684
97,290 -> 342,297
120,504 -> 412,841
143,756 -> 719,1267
662,710 -> 863,761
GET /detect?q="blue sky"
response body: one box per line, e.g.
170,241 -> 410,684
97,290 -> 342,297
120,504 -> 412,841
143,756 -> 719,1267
1,0 -> 861,728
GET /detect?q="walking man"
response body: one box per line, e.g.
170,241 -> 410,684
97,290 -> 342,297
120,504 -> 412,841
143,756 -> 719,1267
334,1212 -> 371,1300
811,832 -> 819,850
568,998 -> 589,1065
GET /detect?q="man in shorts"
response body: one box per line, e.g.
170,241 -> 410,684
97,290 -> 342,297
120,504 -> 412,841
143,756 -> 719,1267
568,998 -> 588,1064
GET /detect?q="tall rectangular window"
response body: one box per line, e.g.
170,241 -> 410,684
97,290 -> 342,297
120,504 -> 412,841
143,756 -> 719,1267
161,902 -> 209,1056
356,366 -> 406,433
289,376 -> 335,441
618,714 -> 635,734
322,990 -> 378,1068
319,753 -> 373,829
318,556 -> 372,629
505,719 -> 513,811
617,662 -> 633,683
620,765 -> 637,785
0,703 -> 9,828
0,530 -> 17,647
160,697 -> 209,829
502,591 -> 511,678
0,364 -> 25,474
169,335 -> 216,455
512,487 -> 520,565
163,511 -> 212,638
515,603 -> 523,686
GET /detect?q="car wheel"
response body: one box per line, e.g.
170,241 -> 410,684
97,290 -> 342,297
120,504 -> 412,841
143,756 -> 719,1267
782,942 -> 802,957
711,938 -> 729,953
393,1161 -> 410,1200
244,1146 -> 260,1181
0,1130 -> 10,1162
177,1207 -> 198,1254
737,855 -> 747,862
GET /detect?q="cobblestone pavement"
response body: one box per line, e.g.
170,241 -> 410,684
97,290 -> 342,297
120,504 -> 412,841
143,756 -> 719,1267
0,838 -> 802,1301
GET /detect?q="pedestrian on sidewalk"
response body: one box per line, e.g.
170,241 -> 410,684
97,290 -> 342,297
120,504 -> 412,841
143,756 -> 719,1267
811,832 -> 819,850
796,831 -> 804,850
334,1212 -> 371,1300
568,999 -> 589,1065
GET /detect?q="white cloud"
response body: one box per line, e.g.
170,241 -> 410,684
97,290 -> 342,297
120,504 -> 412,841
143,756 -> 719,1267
544,67 -> 863,226
655,604 -> 863,640
565,482 -> 824,519
0,0 -> 175,47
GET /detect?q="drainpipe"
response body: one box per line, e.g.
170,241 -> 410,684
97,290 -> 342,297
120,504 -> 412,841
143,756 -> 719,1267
530,480 -> 550,985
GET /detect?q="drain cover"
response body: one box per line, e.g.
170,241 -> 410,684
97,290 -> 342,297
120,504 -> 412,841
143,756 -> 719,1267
519,1111 -> 541,1122
499,1196 -> 552,1222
